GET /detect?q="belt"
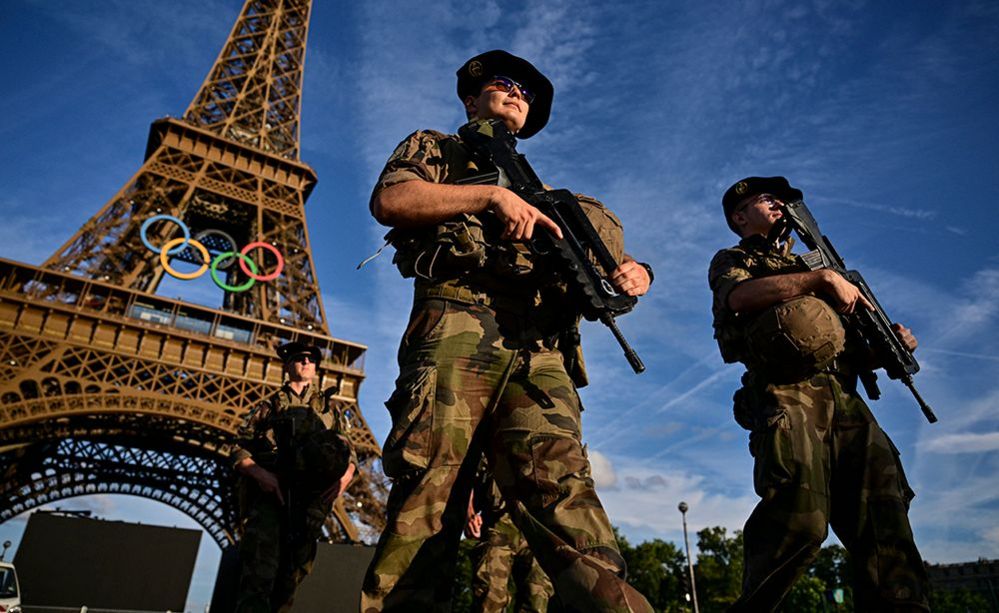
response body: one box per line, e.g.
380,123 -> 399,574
414,281 -> 539,317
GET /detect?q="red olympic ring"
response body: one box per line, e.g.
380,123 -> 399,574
239,241 -> 284,282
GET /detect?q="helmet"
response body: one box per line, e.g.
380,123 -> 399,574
745,296 -> 846,381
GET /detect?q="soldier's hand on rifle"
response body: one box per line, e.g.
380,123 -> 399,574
464,491 -> 483,539
253,467 -> 285,505
488,188 -> 563,241
892,323 -> 918,352
320,462 -> 357,505
820,269 -> 874,314
611,260 -> 651,297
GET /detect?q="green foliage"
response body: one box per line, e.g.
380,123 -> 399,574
806,544 -> 853,610
693,526 -> 743,612
451,537 -> 476,613
453,525 -> 995,613
618,535 -> 689,612
782,575 -> 826,611
929,586 -> 993,612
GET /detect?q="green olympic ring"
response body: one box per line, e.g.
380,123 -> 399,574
146,215 -> 284,292
210,251 -> 258,293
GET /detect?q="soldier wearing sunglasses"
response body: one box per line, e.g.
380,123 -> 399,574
230,341 -> 357,612
361,50 -> 654,612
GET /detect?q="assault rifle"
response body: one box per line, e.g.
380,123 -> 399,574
777,199 -> 937,423
273,414 -> 299,544
456,119 -> 645,373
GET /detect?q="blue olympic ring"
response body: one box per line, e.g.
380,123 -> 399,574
141,215 -> 191,255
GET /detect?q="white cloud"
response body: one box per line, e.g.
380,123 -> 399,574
588,449 -> 617,489
923,432 -> 999,454
593,454 -> 757,549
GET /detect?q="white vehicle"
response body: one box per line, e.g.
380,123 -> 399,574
0,561 -> 20,613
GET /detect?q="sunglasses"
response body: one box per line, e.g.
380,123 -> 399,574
482,75 -> 536,104
735,194 -> 782,213
288,354 -> 315,364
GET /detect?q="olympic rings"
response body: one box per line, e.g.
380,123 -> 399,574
143,215 -> 285,292
240,241 -> 284,282
160,237 -> 209,280
142,215 -> 190,255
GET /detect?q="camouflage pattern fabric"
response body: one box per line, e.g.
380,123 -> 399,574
471,511 -> 554,613
708,234 -> 805,365
709,238 -> 930,612
235,485 -> 329,613
229,384 -> 357,472
360,297 -> 653,613
231,384 -> 354,612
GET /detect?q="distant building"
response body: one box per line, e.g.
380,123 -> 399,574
926,558 -> 999,609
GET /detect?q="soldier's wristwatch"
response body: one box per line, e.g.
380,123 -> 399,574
639,262 -> 654,285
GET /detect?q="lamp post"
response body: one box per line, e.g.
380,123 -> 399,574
0,540 -> 10,562
678,502 -> 700,613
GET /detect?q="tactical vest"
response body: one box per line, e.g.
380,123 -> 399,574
260,388 -> 351,496
713,238 -> 805,364
386,133 -> 625,287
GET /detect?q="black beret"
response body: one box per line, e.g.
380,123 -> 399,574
276,341 -> 322,365
456,50 -> 553,139
722,176 -> 803,234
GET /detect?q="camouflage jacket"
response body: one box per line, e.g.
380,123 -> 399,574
229,383 -> 356,472
374,129 -> 630,386
372,129 -> 626,289
708,235 -> 806,365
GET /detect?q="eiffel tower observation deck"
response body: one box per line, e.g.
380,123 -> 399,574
0,0 -> 385,545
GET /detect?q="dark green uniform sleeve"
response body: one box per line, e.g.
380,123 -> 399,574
371,130 -> 450,203
709,247 -> 755,364
709,247 -> 753,317
228,400 -> 271,469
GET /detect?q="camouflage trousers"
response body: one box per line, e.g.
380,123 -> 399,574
730,372 -> 930,612
235,482 -> 329,613
361,298 -> 652,612
471,512 -> 554,613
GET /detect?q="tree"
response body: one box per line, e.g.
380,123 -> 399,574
807,543 -> 853,610
693,527 -> 743,612
623,538 -> 689,611
451,537 -> 477,613
782,574 -> 827,612
929,587 -> 992,612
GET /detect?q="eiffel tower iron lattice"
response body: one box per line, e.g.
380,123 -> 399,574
0,0 -> 387,546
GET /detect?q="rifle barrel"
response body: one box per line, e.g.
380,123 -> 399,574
904,376 -> 938,423
602,314 -> 645,373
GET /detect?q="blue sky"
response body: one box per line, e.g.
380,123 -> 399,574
2,0 -> 998,610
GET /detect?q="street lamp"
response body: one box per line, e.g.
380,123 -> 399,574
678,502 -> 700,613
0,540 -> 10,562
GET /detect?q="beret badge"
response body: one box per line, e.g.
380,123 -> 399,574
468,60 -> 483,77
735,181 -> 748,195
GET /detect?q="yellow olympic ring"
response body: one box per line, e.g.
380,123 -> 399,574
159,237 -> 210,280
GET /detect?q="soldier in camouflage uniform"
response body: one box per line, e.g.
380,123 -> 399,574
360,50 -> 654,612
709,176 -> 930,612
230,340 -> 357,613
465,463 -> 554,613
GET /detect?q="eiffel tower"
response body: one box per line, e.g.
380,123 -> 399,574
0,0 -> 386,546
